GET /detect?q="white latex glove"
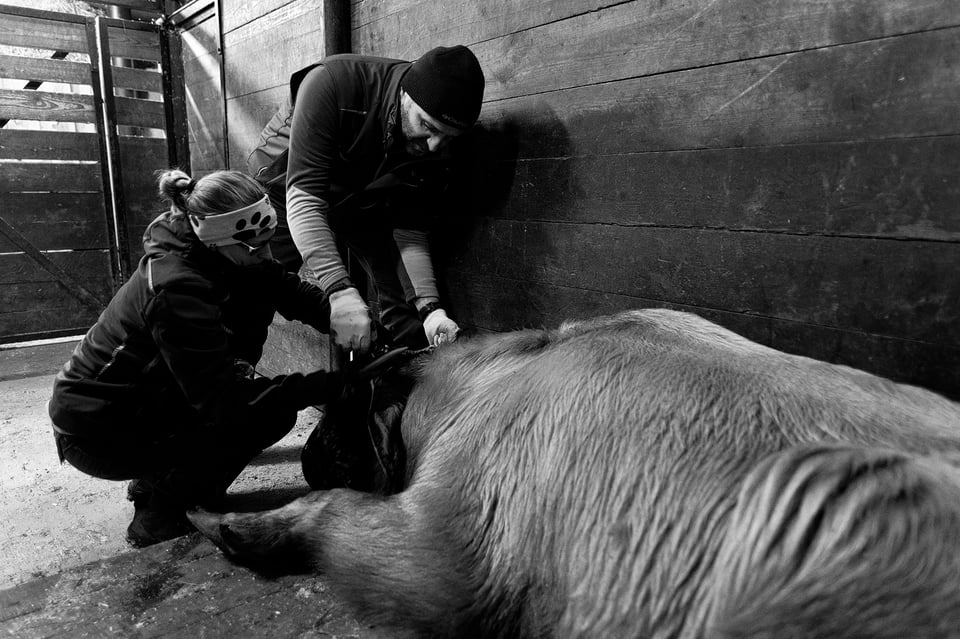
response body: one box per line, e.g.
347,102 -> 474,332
329,287 -> 372,354
422,308 -> 460,347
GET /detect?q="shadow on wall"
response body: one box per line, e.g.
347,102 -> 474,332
433,101 -> 573,331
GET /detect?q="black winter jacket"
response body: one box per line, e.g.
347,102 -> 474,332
49,212 -> 340,437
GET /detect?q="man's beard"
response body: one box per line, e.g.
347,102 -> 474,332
400,113 -> 430,156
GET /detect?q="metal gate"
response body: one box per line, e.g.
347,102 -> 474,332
0,1 -> 187,344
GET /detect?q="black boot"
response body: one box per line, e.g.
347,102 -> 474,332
125,477 -> 154,507
125,490 -> 193,548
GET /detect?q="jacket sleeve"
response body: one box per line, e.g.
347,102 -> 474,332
286,65 -> 352,293
145,285 -> 341,426
274,271 -> 332,334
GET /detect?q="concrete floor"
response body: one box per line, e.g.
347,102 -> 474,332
0,339 -> 320,592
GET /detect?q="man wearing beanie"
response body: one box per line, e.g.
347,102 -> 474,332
247,45 -> 485,356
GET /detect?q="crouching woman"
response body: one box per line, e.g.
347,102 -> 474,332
49,169 -> 343,547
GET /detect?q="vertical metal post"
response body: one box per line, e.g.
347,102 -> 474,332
86,16 -> 129,289
160,23 -> 190,172
215,0 -> 230,168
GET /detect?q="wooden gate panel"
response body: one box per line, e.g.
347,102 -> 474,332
119,135 -> 171,261
0,194 -> 108,253
4,162 -> 103,194
0,251 -> 111,341
0,4 -> 176,343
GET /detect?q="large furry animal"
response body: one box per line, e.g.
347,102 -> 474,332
189,309 -> 960,638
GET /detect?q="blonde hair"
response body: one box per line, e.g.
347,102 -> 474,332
157,169 -> 264,217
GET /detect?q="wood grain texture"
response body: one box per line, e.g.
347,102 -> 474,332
479,28 -> 960,156
440,272 -> 960,400
0,193 -> 108,251
106,23 -> 162,62
220,0 -> 299,33
112,65 -> 163,94
114,95 -> 166,129
0,250 -> 112,338
0,13 -> 88,54
222,0 -> 335,101
478,136 -> 960,241
0,130 -> 100,161
2,162 -> 102,193
438,218 -> 960,344
0,88 -> 96,124
0,307 -> 102,343
0,54 -> 90,86
117,137 -> 171,263
353,0 -> 960,94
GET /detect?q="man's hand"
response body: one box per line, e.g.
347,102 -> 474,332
329,287 -> 372,353
423,308 -> 459,347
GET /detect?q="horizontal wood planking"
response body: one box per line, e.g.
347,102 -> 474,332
0,13 -> 88,54
0,88 -> 95,123
106,24 -> 162,62
440,272 -> 960,400
351,0 -> 620,59
2,162 -> 102,193
0,54 -> 91,86
0,193 -> 109,252
353,0 -> 960,84
439,219 -> 960,345
0,306 -> 101,342
482,136 -> 960,241
222,0 -> 333,101
112,66 -> 163,94
221,0 -> 314,34
0,279 -> 107,315
0,130 -> 100,161
0,251 -> 112,335
114,95 -> 166,129
480,28 -> 960,158
490,0 -> 960,102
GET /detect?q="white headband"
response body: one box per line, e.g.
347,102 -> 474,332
187,195 -> 277,247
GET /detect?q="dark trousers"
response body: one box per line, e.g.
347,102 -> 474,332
264,182 -> 428,351
54,404 -> 297,510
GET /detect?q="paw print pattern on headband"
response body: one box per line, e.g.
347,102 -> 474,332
188,196 -> 278,247
231,209 -> 274,243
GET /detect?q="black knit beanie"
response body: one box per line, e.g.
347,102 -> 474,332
401,45 -> 484,130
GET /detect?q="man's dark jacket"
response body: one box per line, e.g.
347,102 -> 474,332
48,213 -> 339,438
247,54 -> 458,231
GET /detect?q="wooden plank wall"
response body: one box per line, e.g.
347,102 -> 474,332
182,0 -> 346,175
105,21 -> 173,264
350,0 -> 960,398
0,6 -> 174,341
0,10 -> 110,340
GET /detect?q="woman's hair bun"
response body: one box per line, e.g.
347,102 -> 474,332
157,168 -> 195,212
